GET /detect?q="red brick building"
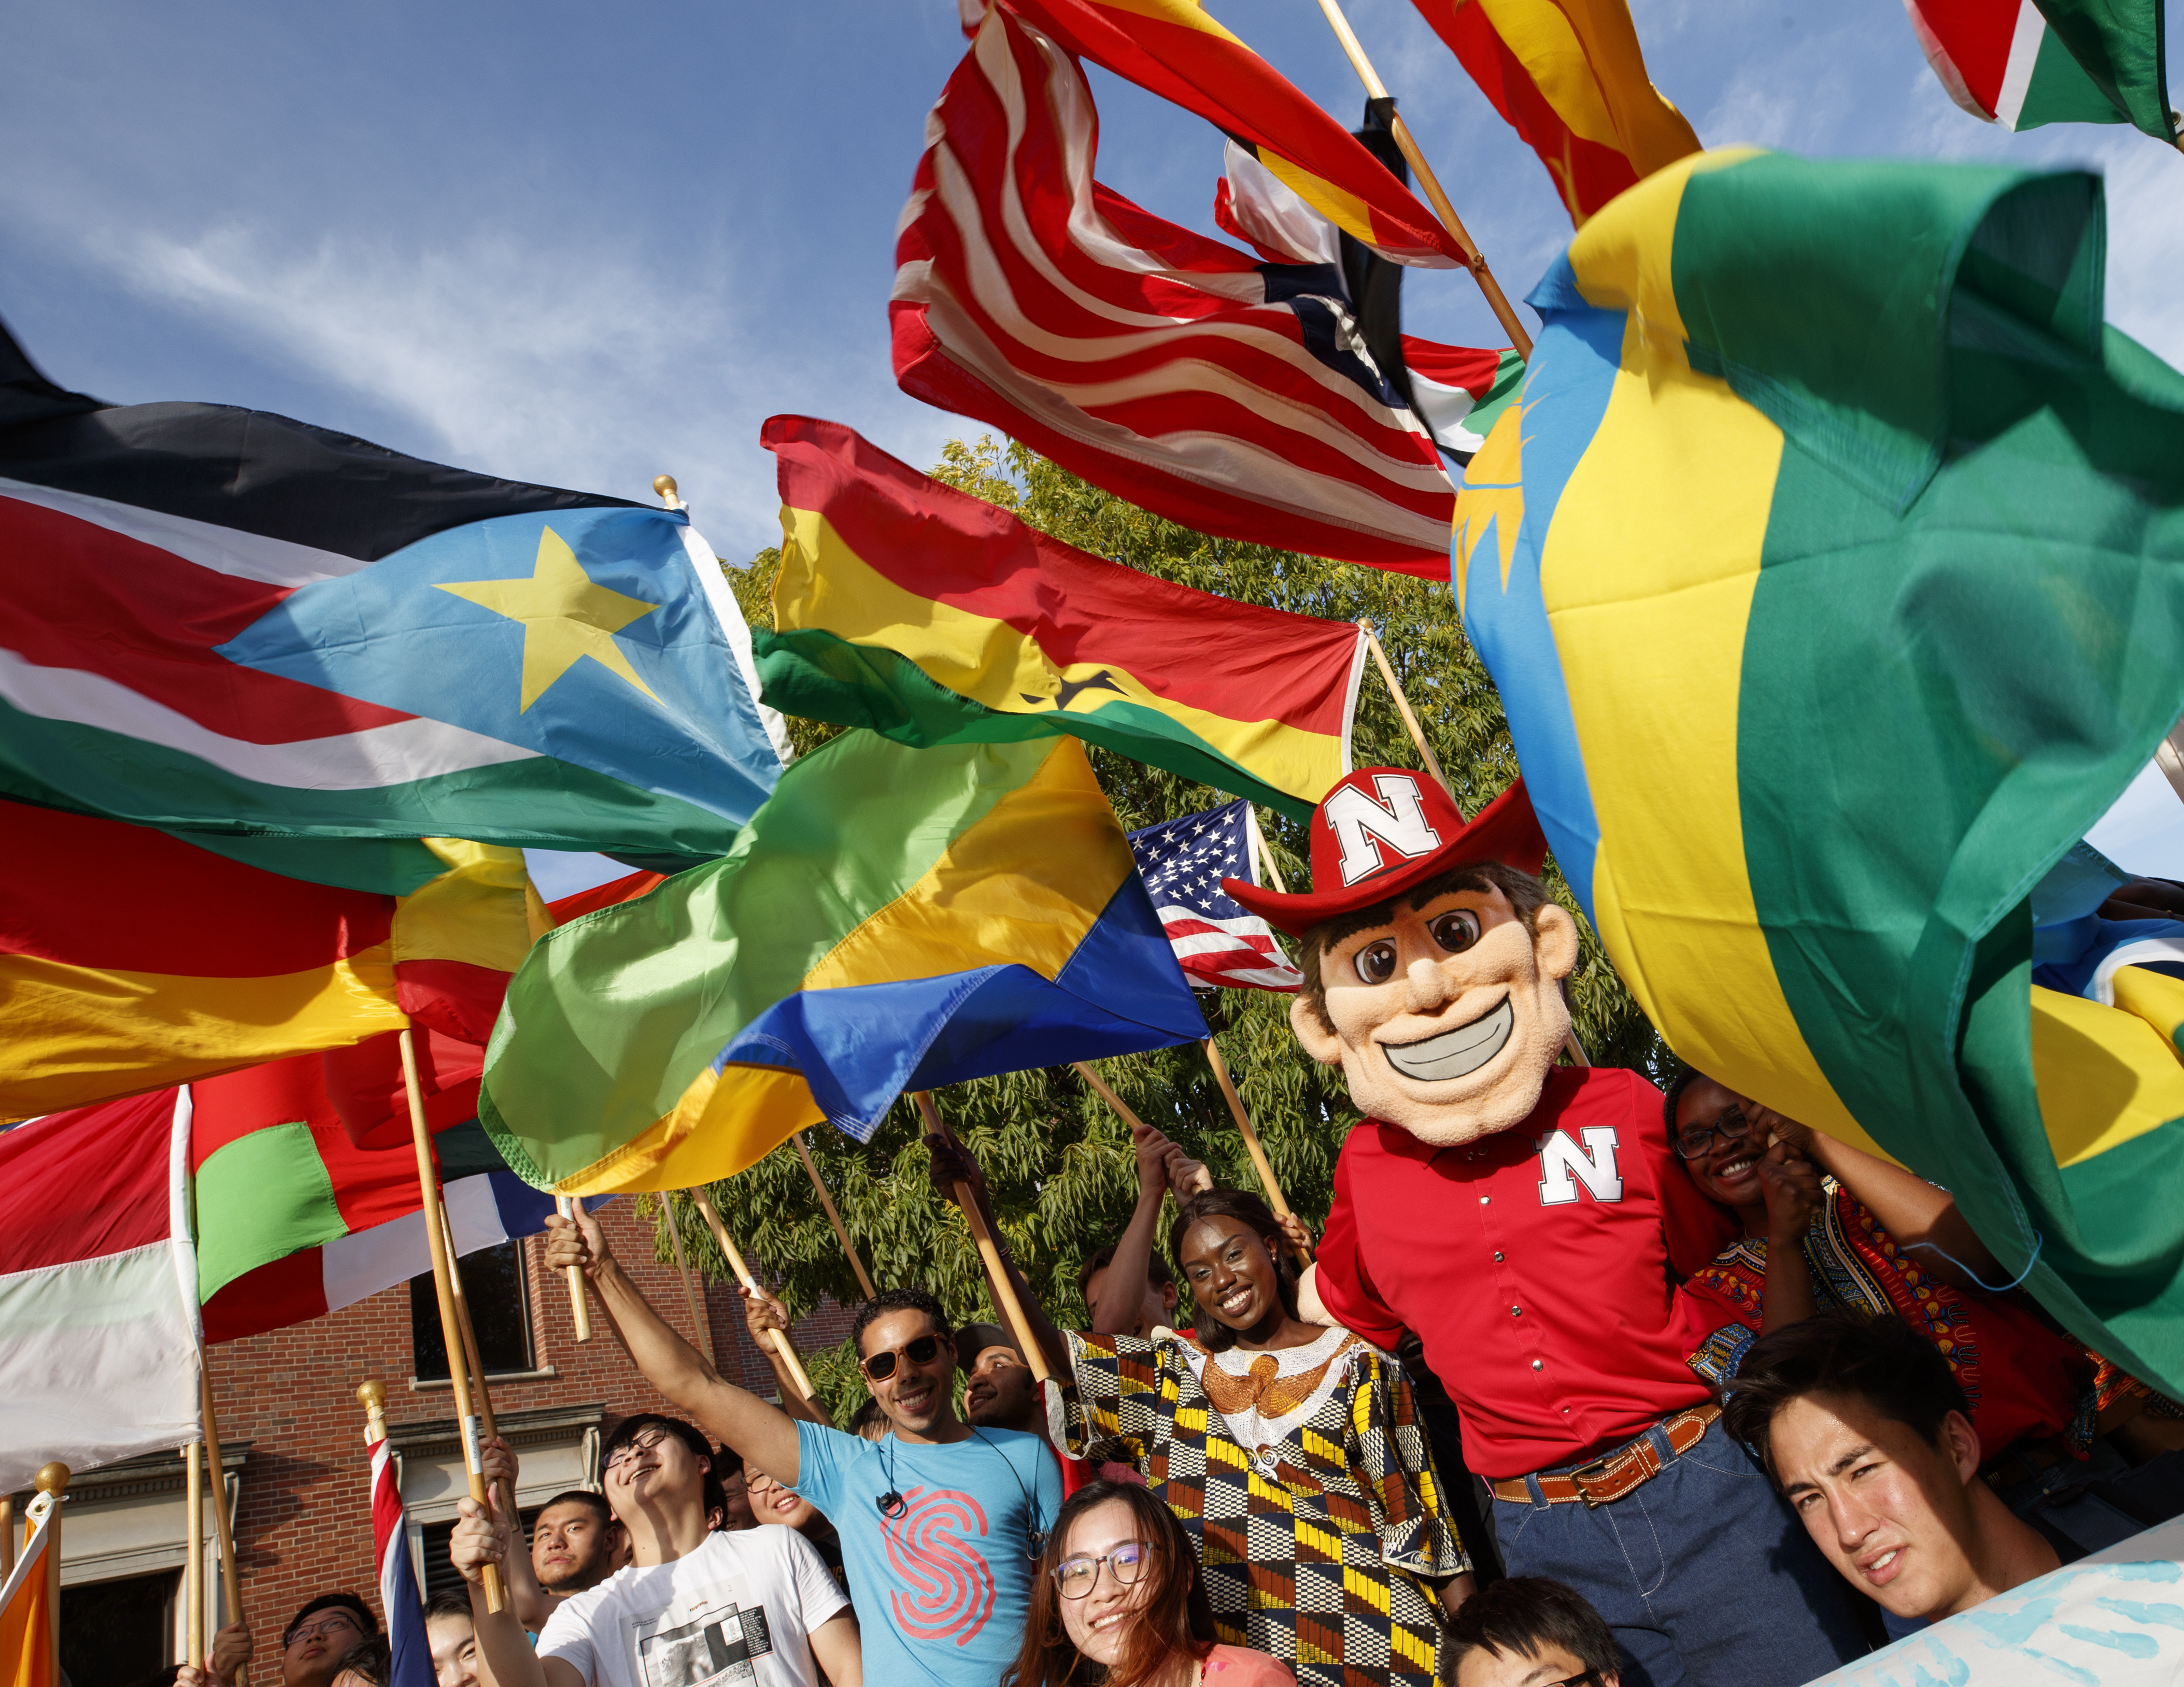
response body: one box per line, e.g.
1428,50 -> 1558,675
52,1201 -> 854,1687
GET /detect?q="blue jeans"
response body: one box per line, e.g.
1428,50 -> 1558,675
1491,1416 -> 1869,1687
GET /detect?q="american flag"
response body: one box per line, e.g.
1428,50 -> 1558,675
1128,802 -> 1302,993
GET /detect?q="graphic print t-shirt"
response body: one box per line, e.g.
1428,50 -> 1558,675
795,1420 -> 1061,1687
537,1525 -> 849,1687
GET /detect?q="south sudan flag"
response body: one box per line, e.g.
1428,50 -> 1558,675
1455,151 -> 2184,1389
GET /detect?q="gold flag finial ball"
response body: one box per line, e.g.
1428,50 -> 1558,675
34,1462 -> 69,1495
357,1379 -> 386,1411
654,474 -> 680,504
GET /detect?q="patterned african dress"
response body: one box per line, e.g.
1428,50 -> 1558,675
1678,1178 -> 2183,1453
1062,1324 -> 1466,1687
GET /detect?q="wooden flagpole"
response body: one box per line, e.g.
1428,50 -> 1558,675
1200,1038 -> 1311,1264
793,1132 -> 876,1300
1309,0 -> 1533,358
35,1464 -> 67,1686
1,1494 -> 12,1580
915,1092 -> 1051,1385
1245,806 -> 1289,894
399,1028 -> 505,1613
1357,621 -> 1450,793
689,1188 -> 819,1405
1070,1062 -> 1210,1195
198,1353 -> 244,1664
439,1207 -> 520,1528
663,1194 -> 715,1364
554,1196 -> 593,1342
185,1439 -> 205,1669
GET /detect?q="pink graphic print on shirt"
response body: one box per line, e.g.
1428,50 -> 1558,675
883,1485 -> 996,1646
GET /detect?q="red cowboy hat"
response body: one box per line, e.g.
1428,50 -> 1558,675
1223,769 -> 1547,938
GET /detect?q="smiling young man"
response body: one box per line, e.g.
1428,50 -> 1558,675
452,1406 -> 858,1687
542,1205 -> 1057,1687
1224,768 -> 1868,1685
1724,1312 -> 2073,1626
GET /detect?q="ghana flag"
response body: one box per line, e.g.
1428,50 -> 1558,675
1454,151 -> 2184,1389
756,417 -> 1367,821
0,317 -> 785,876
480,732 -> 1207,1195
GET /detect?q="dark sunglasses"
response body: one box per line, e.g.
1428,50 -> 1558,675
863,1333 -> 944,1381
1675,1103 -> 1756,1161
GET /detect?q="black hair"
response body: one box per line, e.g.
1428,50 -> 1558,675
1446,1577 -> 1621,1679
422,1588 -> 472,1622
330,1635 -> 390,1686
535,1489 -> 614,1530
716,1447 -> 745,1479
1167,1189 -> 1299,1354
1076,1243 -> 1174,1302
599,1412 -> 726,1523
850,1286 -> 955,1356
283,1593 -> 377,1646
1721,1312 -> 1970,1482
1296,860 -> 1553,1035
1660,1060 -> 1706,1137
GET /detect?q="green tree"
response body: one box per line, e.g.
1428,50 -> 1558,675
662,437 -> 1662,1424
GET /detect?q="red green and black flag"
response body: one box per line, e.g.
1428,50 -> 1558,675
0,316 -> 786,883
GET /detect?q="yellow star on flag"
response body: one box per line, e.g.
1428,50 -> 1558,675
437,526 -> 662,712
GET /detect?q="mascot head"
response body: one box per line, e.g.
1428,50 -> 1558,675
1226,770 -> 1578,1147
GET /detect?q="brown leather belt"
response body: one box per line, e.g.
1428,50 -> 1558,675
1490,1405 -> 1722,1509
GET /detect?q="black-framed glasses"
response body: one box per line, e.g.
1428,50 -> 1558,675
863,1333 -> 944,1381
604,1429 -> 674,1472
1052,1539 -> 1153,1598
1675,1103 -> 1755,1161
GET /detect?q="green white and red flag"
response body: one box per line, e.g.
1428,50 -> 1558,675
1906,0 -> 2176,139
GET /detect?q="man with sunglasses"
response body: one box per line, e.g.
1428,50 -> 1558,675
450,1408 -> 859,1687
538,1203 -> 1059,1687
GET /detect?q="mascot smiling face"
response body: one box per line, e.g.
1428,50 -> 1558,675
1226,770 -> 1577,1147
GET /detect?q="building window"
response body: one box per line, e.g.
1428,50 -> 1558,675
420,1508 -> 541,1603
411,1240 -> 533,1380
60,1569 -> 174,1686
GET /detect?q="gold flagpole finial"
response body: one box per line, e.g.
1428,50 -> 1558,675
654,475 -> 685,510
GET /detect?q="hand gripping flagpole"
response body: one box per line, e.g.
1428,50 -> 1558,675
916,1091 -> 1052,1386
1310,0 -> 1534,358
689,1187 -> 820,1406
554,1196 -> 594,1342
399,1028 -> 505,1613
793,1131 -> 877,1300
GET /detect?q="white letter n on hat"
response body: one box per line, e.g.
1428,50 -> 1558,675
1325,774 -> 1442,886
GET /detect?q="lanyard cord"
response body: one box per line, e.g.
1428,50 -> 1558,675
875,1428 -> 1047,1559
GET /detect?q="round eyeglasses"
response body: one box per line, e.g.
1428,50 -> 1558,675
1052,1539 -> 1153,1599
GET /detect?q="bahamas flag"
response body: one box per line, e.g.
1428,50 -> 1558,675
758,417 -> 1367,821
0,317 -> 785,877
1454,152 -> 2184,1389
479,732 -> 1207,1194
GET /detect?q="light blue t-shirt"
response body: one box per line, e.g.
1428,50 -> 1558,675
794,1419 -> 1061,1687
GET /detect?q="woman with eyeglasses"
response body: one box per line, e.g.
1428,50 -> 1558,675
1665,1068 -> 2147,1464
1006,1482 -> 1295,1687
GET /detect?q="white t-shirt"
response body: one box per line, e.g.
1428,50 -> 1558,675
538,1526 -> 851,1687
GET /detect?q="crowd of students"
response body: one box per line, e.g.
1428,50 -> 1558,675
167,1059 -> 2184,1687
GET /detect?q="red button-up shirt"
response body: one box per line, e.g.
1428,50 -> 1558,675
1315,1066 -> 1737,1479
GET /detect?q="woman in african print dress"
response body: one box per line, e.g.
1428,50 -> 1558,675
1666,1068 -> 2184,1464
1062,1132 -> 1472,1687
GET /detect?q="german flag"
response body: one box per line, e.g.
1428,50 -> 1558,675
755,417 -> 1367,819
1004,0 -> 1466,269
0,799 -> 531,1118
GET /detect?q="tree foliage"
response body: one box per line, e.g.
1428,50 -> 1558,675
658,438 -> 1663,1423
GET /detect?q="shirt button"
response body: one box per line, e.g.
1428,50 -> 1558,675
1510,1306 -> 1521,1317
1493,1252 -> 1505,1263
1532,1360 -> 1543,1371
1480,1195 -> 1490,1205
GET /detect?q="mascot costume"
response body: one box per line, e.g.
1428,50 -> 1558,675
1226,768 -> 1870,1687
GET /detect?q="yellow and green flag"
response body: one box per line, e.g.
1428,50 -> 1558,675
478,732 -> 1207,1195
1455,150 -> 2184,1389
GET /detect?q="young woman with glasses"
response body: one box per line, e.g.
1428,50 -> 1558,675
1005,1482 -> 1295,1687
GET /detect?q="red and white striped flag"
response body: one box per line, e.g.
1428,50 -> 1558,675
892,4 -> 1457,577
1128,802 -> 1302,992
367,1424 -> 437,1687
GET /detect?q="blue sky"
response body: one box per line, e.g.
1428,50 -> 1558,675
5,0 -> 2181,889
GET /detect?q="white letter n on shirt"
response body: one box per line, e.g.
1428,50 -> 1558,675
1537,1127 -> 1624,1205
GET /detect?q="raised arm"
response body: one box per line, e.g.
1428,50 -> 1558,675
543,1206 -> 804,1483
1093,1121 -> 1187,1336
1765,1112 -> 2002,1291
450,1488 -> 581,1687
477,1435 -> 556,1632
925,1132 -> 1068,1375
743,1283 -> 833,1425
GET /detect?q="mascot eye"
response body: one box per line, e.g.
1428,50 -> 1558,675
1429,911 -> 1481,953
1353,941 -> 1399,984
